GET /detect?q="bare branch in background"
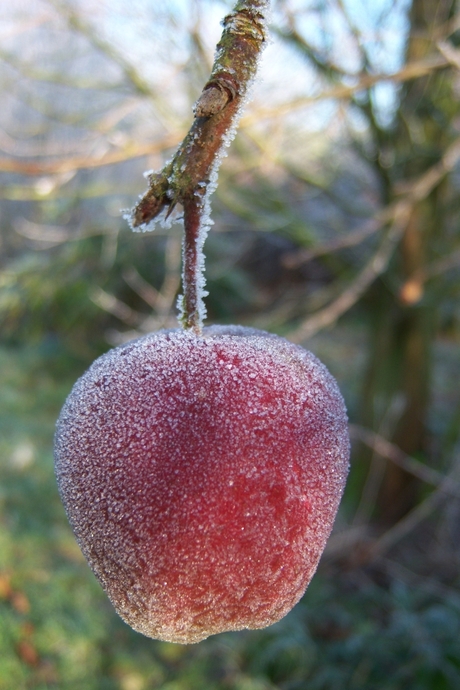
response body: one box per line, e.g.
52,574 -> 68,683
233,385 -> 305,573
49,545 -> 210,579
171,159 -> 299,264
289,202 -> 411,342
438,40 -> 460,69
48,0 -> 155,97
241,54 -> 450,125
290,138 -> 460,342
0,57 -> 448,181
90,287 -> 144,328
350,425 -> 460,497
0,136 -> 180,175
122,234 -> 182,326
283,216 -> 389,268
369,456 -> 460,558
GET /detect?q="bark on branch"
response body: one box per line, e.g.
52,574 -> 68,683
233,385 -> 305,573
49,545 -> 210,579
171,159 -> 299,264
129,1 -> 268,229
127,0 -> 269,333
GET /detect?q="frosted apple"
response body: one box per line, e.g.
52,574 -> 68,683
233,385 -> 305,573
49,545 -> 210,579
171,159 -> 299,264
55,325 -> 349,644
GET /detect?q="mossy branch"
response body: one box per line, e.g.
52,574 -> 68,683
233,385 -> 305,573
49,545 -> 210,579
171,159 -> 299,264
127,0 -> 269,333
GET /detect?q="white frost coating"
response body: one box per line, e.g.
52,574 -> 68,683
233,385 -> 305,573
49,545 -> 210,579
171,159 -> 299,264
55,326 -> 350,644
122,208 -> 150,233
123,207 -> 183,234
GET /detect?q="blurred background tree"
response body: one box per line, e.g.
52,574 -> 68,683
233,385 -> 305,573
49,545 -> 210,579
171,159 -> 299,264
1,0 -> 460,688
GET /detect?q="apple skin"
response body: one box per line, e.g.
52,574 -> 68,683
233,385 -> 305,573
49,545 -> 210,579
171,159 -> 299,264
54,326 -> 349,644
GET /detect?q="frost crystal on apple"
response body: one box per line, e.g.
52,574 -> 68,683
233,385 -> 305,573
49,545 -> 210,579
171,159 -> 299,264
55,326 -> 349,644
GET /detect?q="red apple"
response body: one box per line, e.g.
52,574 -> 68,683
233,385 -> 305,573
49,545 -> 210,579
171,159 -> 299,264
55,326 -> 349,644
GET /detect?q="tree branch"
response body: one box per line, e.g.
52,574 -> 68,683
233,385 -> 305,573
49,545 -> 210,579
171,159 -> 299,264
48,0 -> 154,98
350,425 -> 460,497
242,53 -> 449,125
127,0 -> 269,333
129,1 -> 268,229
289,137 -> 460,342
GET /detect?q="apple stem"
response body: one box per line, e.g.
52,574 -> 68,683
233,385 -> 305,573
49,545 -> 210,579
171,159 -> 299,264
180,196 -> 206,334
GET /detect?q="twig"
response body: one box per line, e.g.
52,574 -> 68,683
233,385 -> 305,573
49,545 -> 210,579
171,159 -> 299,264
122,234 -> 181,328
122,267 -> 162,311
289,200 -> 412,342
424,248 -> 460,280
368,457 -> 460,558
0,137 -> 180,175
289,138 -> 460,342
283,215 -> 388,269
0,35 -> 450,178
90,287 -> 144,328
351,399 -> 406,527
48,0 -> 154,97
241,53 -> 449,125
350,425 -> 460,498
437,41 -> 460,71
379,557 -> 460,608
128,1 -> 269,333
325,453 -> 460,566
